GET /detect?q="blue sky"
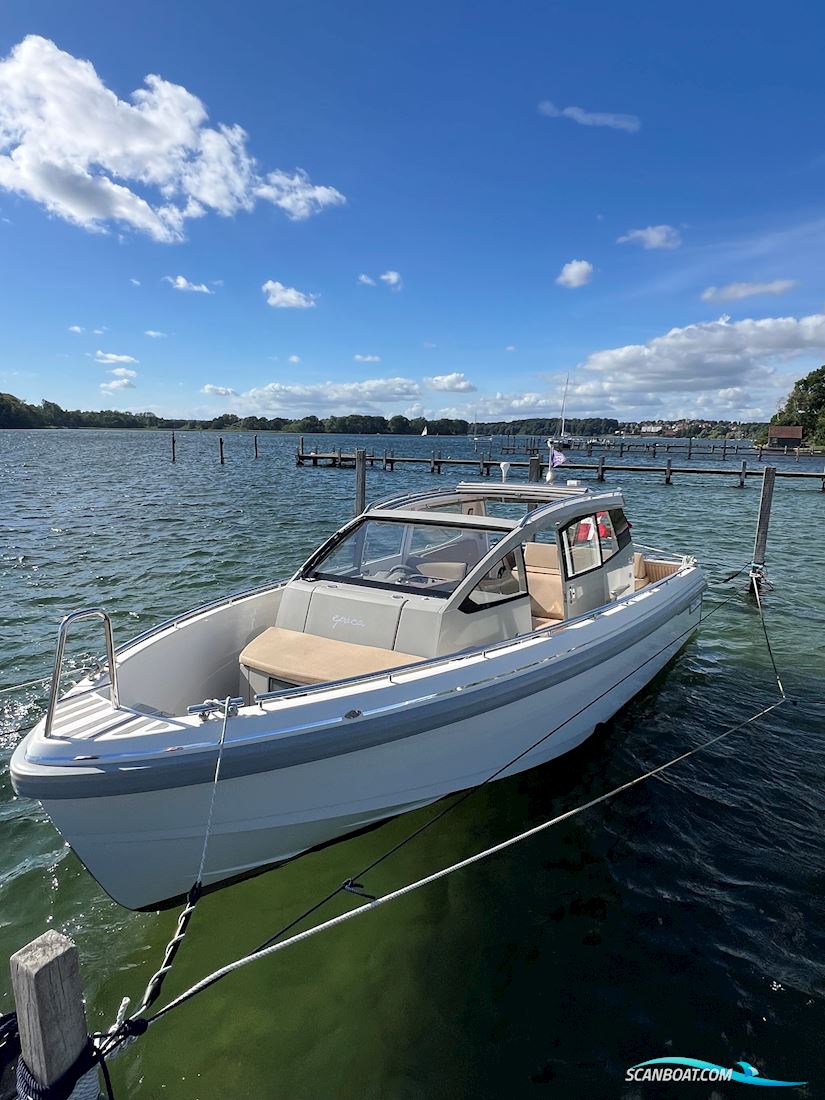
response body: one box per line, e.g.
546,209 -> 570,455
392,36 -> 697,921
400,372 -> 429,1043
2,1 -> 825,423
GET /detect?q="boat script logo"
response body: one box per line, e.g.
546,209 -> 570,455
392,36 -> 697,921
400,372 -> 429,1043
331,614 -> 366,630
625,1057 -> 806,1087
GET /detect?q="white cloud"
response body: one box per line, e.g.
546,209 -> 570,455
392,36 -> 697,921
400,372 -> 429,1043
100,377 -> 135,393
354,353 -> 381,362
144,329 -> 166,338
238,377 -> 421,415
538,100 -> 640,134
617,224 -> 682,250
556,259 -> 593,288
109,366 -> 137,378
0,36 -> 345,242
92,327 -> 105,335
379,270 -> 402,289
68,324 -> 83,334
505,345 -> 516,352
95,350 -> 137,364
164,274 -> 213,294
426,372 -> 477,392
288,354 -> 301,364
700,279 -> 798,302
357,273 -> 376,286
130,278 -> 141,286
201,384 -> 237,396
262,280 -> 317,309
254,169 -> 344,221
572,312 -> 825,417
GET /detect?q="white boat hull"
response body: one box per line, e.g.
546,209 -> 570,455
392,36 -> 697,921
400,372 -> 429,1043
13,573 -> 703,909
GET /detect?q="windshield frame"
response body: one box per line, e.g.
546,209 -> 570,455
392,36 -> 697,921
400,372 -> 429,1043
301,515 -> 509,598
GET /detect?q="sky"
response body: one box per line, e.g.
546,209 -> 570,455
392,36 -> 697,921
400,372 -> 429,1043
2,0 -> 825,424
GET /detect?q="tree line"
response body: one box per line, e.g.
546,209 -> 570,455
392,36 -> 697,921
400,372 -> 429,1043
0,393 -> 621,436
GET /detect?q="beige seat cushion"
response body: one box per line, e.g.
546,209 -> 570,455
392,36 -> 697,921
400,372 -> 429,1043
634,552 -> 649,591
524,540 -> 564,619
240,627 -> 422,686
524,541 -> 559,571
532,616 -> 559,631
416,561 -> 467,582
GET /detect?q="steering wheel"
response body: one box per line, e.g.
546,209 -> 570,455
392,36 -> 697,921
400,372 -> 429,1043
386,563 -> 429,584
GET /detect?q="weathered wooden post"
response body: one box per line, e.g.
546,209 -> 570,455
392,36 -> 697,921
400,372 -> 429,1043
619,439 -> 624,457
171,431 -> 176,463
722,437 -> 727,460
738,460 -> 747,488
254,435 -> 259,459
597,455 -> 605,482
354,448 -> 367,515
219,436 -> 225,465
528,455 -> 541,482
750,466 -> 776,595
665,458 -> 672,485
430,451 -> 436,474
9,932 -> 95,1099
687,436 -> 693,459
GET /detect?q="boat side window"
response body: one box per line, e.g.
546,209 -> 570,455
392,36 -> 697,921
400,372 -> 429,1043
609,507 -> 632,550
461,547 -> 527,611
561,516 -> 602,577
596,509 -> 632,562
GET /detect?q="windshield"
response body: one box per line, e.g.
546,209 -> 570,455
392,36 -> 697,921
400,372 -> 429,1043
306,519 -> 505,595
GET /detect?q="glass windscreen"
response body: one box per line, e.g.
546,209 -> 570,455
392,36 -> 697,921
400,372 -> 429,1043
306,519 -> 505,595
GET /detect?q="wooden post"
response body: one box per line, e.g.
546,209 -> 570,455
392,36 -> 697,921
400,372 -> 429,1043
170,431 -> 176,463
619,439 -> 624,457
687,436 -> 693,459
750,466 -> 776,594
219,436 -> 224,464
665,457 -> 672,485
597,455 -> 605,482
254,434 -> 259,459
9,931 -> 92,1095
758,444 -> 763,462
722,437 -> 727,460
430,451 -> 436,474
354,448 -> 366,515
528,455 -> 541,482
738,460 -> 747,488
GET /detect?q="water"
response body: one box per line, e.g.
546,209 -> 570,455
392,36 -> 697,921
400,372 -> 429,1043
1,429 -> 823,1098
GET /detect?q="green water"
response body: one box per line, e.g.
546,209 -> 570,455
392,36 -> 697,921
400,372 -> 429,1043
1,430 -> 823,1098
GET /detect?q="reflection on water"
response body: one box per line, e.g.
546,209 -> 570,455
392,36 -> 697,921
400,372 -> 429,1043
0,430 -> 823,1098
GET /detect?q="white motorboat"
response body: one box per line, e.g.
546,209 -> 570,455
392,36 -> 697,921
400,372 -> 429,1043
11,483 -> 705,910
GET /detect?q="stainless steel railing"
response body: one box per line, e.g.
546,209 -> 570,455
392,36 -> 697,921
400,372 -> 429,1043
44,609 -> 119,738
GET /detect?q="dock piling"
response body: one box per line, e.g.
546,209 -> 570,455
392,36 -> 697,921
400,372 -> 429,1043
354,448 -> 367,515
254,435 -> 259,459
665,458 -> 672,485
171,431 -> 176,464
750,466 -> 776,594
528,455 -> 541,482
738,460 -> 747,488
9,931 -> 93,1099
597,455 -> 605,482
219,436 -> 225,465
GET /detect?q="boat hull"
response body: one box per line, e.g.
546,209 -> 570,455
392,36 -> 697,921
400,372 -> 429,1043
12,573 -> 703,909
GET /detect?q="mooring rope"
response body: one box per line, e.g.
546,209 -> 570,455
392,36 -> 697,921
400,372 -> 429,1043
96,561 -> 784,1054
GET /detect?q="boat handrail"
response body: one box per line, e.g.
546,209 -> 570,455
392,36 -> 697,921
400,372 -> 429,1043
44,609 -> 119,738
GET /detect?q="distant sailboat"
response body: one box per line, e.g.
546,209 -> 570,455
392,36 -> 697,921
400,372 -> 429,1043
421,425 -> 428,436
471,408 -> 491,443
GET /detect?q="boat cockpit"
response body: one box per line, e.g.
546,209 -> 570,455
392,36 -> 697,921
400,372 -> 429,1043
234,482 -> 683,703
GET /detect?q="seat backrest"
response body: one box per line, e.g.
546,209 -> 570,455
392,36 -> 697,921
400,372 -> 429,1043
527,571 -> 564,619
524,541 -> 559,572
633,552 -> 647,579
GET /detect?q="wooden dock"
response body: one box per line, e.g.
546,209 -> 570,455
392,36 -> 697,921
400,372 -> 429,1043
296,443 -> 825,489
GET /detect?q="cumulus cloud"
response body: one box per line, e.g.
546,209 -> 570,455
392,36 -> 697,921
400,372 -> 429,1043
538,100 -> 640,133
164,274 -> 213,293
357,273 -> 376,286
68,324 -> 84,334
262,280 -> 317,309
100,377 -> 135,393
379,270 -> 402,289
354,353 -> 381,362
505,345 -> 516,352
130,278 -> 141,286
238,377 -> 421,415
700,279 -> 798,302
95,350 -> 137,364
144,329 -> 166,338
109,366 -> 137,378
556,259 -> 593,288
426,372 -> 477,392
201,384 -> 237,396
574,313 -> 825,407
617,224 -> 682,250
288,354 -> 301,364
0,36 -> 345,242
